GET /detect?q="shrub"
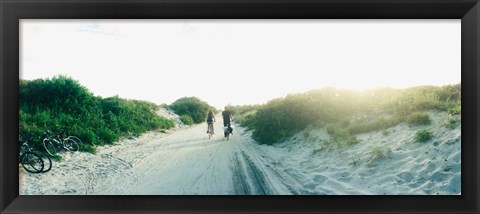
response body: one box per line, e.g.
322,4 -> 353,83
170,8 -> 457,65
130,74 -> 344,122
448,119 -> 457,129
407,112 -> 431,125
97,127 -> 118,145
230,84 -> 459,145
326,125 -> 359,147
300,130 -> 320,143
232,109 -> 257,127
347,116 -> 404,134
369,146 -> 391,160
19,75 -> 96,115
19,76 -> 175,156
382,84 -> 460,115
448,102 -> 461,115
80,145 -> 97,154
415,130 -> 434,143
248,89 -> 361,144
180,115 -> 194,125
153,117 -> 175,129
76,129 -> 99,146
169,97 -> 215,124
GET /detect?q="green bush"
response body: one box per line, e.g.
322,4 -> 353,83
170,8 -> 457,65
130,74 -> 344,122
180,115 -> 195,125
228,105 -> 262,131
76,129 -> 99,146
247,89 -> 360,144
347,116 -> 404,134
448,102 -> 461,115
19,76 -> 96,115
448,119 -> 457,129
169,97 -> 215,124
218,84 -> 460,145
232,110 -> 256,126
415,130 -> 434,143
381,84 -> 460,115
407,112 -> 431,125
19,76 -> 175,154
97,127 -> 118,145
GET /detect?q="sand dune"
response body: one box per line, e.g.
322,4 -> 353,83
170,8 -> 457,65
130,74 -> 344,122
260,110 -> 461,195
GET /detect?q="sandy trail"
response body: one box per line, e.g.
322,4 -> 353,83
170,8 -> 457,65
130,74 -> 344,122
20,120 -> 299,195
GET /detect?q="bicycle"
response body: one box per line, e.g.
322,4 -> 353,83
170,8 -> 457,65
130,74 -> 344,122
19,137 -> 52,173
42,130 -> 80,156
207,122 -> 215,139
224,124 -> 233,141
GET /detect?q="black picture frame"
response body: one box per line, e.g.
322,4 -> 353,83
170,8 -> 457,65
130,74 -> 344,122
1,0 -> 479,213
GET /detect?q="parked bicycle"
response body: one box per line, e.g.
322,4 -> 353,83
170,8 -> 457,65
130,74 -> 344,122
19,137 -> 52,173
42,130 -> 81,156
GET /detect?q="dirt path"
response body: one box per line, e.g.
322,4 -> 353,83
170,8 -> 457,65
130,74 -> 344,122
20,120 -> 301,195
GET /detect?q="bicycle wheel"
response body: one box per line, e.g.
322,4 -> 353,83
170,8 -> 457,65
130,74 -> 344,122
41,154 -> 52,172
208,124 -> 213,139
63,138 -> 79,152
67,136 -> 83,145
20,152 -> 44,173
34,150 -> 52,172
43,138 -> 57,156
224,129 -> 229,140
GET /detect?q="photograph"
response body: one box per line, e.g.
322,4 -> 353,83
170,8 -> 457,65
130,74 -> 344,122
18,19 -> 462,196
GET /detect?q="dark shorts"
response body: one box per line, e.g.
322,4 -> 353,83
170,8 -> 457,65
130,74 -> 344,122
223,120 -> 231,127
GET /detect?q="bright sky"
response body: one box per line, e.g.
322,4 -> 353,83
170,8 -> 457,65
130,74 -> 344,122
20,20 -> 460,109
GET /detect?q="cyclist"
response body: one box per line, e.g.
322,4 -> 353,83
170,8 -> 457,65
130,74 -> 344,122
222,106 -> 234,135
206,110 -> 216,134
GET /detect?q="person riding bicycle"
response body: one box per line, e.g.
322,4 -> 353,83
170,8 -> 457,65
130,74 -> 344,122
206,110 -> 216,134
222,106 -> 234,135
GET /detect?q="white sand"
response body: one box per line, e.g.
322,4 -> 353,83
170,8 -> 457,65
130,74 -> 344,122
19,110 -> 460,195
156,107 -> 185,128
259,110 -> 461,195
